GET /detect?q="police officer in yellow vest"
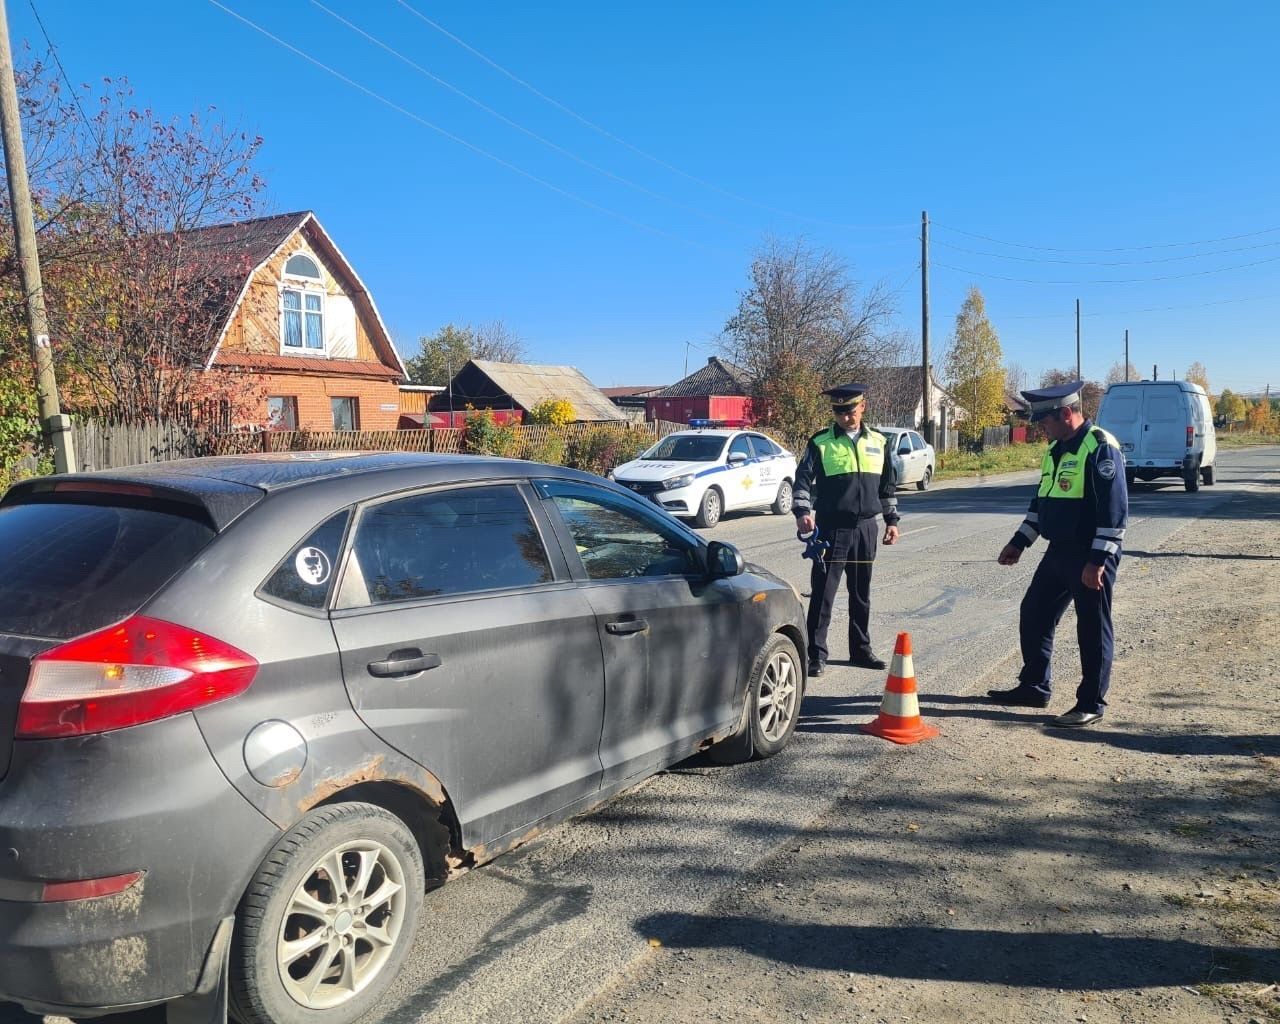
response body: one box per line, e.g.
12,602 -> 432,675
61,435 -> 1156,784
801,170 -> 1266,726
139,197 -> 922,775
991,381 -> 1129,728
793,383 -> 900,677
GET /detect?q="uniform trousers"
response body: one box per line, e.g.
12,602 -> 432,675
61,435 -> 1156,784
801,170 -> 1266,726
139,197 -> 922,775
1017,543 -> 1119,714
806,518 -> 878,666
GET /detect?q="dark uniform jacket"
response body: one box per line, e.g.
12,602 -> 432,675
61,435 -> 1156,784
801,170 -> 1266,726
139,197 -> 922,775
1009,419 -> 1128,566
792,423 -> 900,528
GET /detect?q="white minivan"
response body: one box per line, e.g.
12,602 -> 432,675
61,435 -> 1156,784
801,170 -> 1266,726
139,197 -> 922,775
1096,380 -> 1217,492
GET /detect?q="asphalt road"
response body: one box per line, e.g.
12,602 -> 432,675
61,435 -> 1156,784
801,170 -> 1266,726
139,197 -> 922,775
8,445 -> 1276,1024
363,446 -> 1278,1024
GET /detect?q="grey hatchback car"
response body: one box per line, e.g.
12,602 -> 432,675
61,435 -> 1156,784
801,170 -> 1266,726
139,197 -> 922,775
0,453 -> 806,1024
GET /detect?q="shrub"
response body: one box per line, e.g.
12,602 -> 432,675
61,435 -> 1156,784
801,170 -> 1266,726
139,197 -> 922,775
463,407 -> 520,457
528,398 -> 575,426
565,425 -> 651,478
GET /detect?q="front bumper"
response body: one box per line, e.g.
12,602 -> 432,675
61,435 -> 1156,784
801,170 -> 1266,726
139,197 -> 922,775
0,714 -> 278,1014
614,479 -> 699,515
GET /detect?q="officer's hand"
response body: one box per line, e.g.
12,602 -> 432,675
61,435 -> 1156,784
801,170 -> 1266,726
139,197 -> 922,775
797,513 -> 816,534
997,544 -> 1022,566
1081,564 -> 1105,591
883,525 -> 899,545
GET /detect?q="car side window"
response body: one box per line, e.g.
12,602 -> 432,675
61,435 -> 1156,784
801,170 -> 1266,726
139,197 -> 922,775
896,434 -> 911,455
728,435 -> 753,461
910,432 -> 926,451
261,510 -> 351,610
749,434 -> 778,457
539,483 -> 701,580
342,485 -> 552,607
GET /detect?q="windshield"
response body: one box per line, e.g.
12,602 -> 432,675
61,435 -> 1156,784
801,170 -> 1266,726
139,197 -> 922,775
640,435 -> 727,462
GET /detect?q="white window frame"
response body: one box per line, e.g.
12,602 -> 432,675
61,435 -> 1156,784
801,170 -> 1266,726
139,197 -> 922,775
280,250 -> 326,355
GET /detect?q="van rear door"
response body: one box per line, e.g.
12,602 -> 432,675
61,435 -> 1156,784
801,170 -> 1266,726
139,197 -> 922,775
1100,390 -> 1142,457
1140,388 -> 1187,463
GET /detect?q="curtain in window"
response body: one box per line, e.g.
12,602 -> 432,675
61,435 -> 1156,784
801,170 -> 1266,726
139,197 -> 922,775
305,294 -> 324,349
283,290 -> 303,348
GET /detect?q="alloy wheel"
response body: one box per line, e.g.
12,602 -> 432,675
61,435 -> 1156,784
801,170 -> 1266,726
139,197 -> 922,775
277,840 -> 408,1009
757,648 -> 799,741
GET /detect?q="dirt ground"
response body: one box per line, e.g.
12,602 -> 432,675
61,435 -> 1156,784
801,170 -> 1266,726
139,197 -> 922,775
570,488 -> 1280,1024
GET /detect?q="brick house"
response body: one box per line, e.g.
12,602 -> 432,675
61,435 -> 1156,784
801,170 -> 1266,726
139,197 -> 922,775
194,211 -> 406,431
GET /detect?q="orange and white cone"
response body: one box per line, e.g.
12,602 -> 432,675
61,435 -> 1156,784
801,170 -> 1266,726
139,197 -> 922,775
860,632 -> 939,745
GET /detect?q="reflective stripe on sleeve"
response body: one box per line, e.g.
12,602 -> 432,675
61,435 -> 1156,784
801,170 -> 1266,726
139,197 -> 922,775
1092,539 -> 1120,555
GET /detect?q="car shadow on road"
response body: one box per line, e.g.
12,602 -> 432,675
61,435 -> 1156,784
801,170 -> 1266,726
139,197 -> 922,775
799,693 -> 1059,734
633,913 -> 1280,989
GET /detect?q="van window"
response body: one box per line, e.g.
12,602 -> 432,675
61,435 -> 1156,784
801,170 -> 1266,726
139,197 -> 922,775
1102,394 -> 1140,424
1146,394 -> 1181,423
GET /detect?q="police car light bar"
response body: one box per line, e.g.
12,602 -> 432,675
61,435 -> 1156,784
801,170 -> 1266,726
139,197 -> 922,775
688,418 -> 721,428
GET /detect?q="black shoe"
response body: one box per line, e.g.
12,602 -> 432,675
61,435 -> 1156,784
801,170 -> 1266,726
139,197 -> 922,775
1051,709 -> 1103,728
808,661 -> 825,678
987,686 -> 1051,709
850,653 -> 886,670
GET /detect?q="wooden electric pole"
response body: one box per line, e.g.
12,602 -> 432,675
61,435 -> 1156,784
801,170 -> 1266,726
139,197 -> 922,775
0,0 -> 75,472
1075,299 -> 1081,380
1124,329 -> 1129,381
921,210 -> 933,446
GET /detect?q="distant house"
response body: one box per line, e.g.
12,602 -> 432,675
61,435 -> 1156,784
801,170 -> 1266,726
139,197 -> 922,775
646,357 -> 754,425
865,365 -> 958,433
196,211 -> 406,431
397,384 -> 446,429
602,385 -> 666,422
430,359 -> 627,424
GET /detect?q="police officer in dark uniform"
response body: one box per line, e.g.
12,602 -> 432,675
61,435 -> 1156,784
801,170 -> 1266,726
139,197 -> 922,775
793,384 -> 900,677
990,381 -> 1129,728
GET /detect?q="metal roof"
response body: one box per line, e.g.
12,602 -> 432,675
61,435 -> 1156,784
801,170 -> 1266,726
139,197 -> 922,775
465,360 -> 626,421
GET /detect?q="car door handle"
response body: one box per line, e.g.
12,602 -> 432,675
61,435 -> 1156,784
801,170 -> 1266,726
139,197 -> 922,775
367,650 -> 442,678
605,618 -> 649,636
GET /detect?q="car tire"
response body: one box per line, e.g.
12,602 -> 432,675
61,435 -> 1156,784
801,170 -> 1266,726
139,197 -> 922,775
1201,465 -> 1215,486
1184,468 -> 1200,493
230,803 -> 426,1024
916,467 -> 932,491
694,487 -> 723,528
771,480 -> 793,515
708,633 -> 803,764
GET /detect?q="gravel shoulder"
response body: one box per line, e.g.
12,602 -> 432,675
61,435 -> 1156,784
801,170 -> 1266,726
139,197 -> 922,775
569,486 -> 1280,1024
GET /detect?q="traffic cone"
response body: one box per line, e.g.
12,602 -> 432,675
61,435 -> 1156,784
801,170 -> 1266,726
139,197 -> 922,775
861,632 -> 940,745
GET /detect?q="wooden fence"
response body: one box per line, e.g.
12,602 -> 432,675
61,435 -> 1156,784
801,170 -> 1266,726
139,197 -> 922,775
69,418 -> 689,472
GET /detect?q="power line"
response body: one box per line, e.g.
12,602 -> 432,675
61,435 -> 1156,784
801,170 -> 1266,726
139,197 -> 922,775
26,0 -> 94,138
932,236 -> 1280,267
1005,293 -> 1280,320
207,1 -> 730,255
310,1 -> 751,233
933,253 -> 1280,285
933,220 -> 1280,254
394,0 -> 912,233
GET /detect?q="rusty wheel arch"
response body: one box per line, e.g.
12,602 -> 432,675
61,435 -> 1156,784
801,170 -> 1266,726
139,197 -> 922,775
313,780 -> 464,886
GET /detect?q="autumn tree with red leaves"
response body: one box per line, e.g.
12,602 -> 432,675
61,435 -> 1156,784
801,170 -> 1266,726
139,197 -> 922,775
0,54 -> 268,425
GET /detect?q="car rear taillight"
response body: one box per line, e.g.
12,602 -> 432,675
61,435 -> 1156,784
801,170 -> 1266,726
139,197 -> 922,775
16,616 -> 258,739
1186,425 -> 1194,448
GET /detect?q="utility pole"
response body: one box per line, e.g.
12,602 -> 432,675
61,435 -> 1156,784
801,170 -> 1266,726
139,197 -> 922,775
1124,329 -> 1129,381
921,210 -> 933,446
1153,364 -> 1158,380
1075,299 -> 1081,380
0,0 -> 75,473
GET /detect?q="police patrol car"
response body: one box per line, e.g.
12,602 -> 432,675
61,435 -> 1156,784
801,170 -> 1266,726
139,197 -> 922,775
609,422 -> 798,529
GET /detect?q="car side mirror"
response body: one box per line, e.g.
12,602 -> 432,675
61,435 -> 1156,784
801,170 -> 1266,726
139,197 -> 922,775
706,540 -> 744,578
728,452 -> 747,464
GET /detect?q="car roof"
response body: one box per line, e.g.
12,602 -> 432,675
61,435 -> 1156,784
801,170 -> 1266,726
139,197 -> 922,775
3,452 -> 598,531
665,429 -> 737,439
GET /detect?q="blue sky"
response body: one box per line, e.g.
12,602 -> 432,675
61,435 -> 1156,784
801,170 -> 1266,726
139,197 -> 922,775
11,0 -> 1279,394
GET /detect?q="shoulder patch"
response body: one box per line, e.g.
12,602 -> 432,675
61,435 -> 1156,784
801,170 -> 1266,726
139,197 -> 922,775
1097,458 -> 1117,481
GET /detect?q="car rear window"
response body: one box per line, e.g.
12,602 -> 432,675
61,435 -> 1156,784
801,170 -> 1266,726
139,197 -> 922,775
0,499 -> 216,640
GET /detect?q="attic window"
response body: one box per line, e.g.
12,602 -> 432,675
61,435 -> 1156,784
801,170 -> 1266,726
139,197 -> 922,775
285,253 -> 321,279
